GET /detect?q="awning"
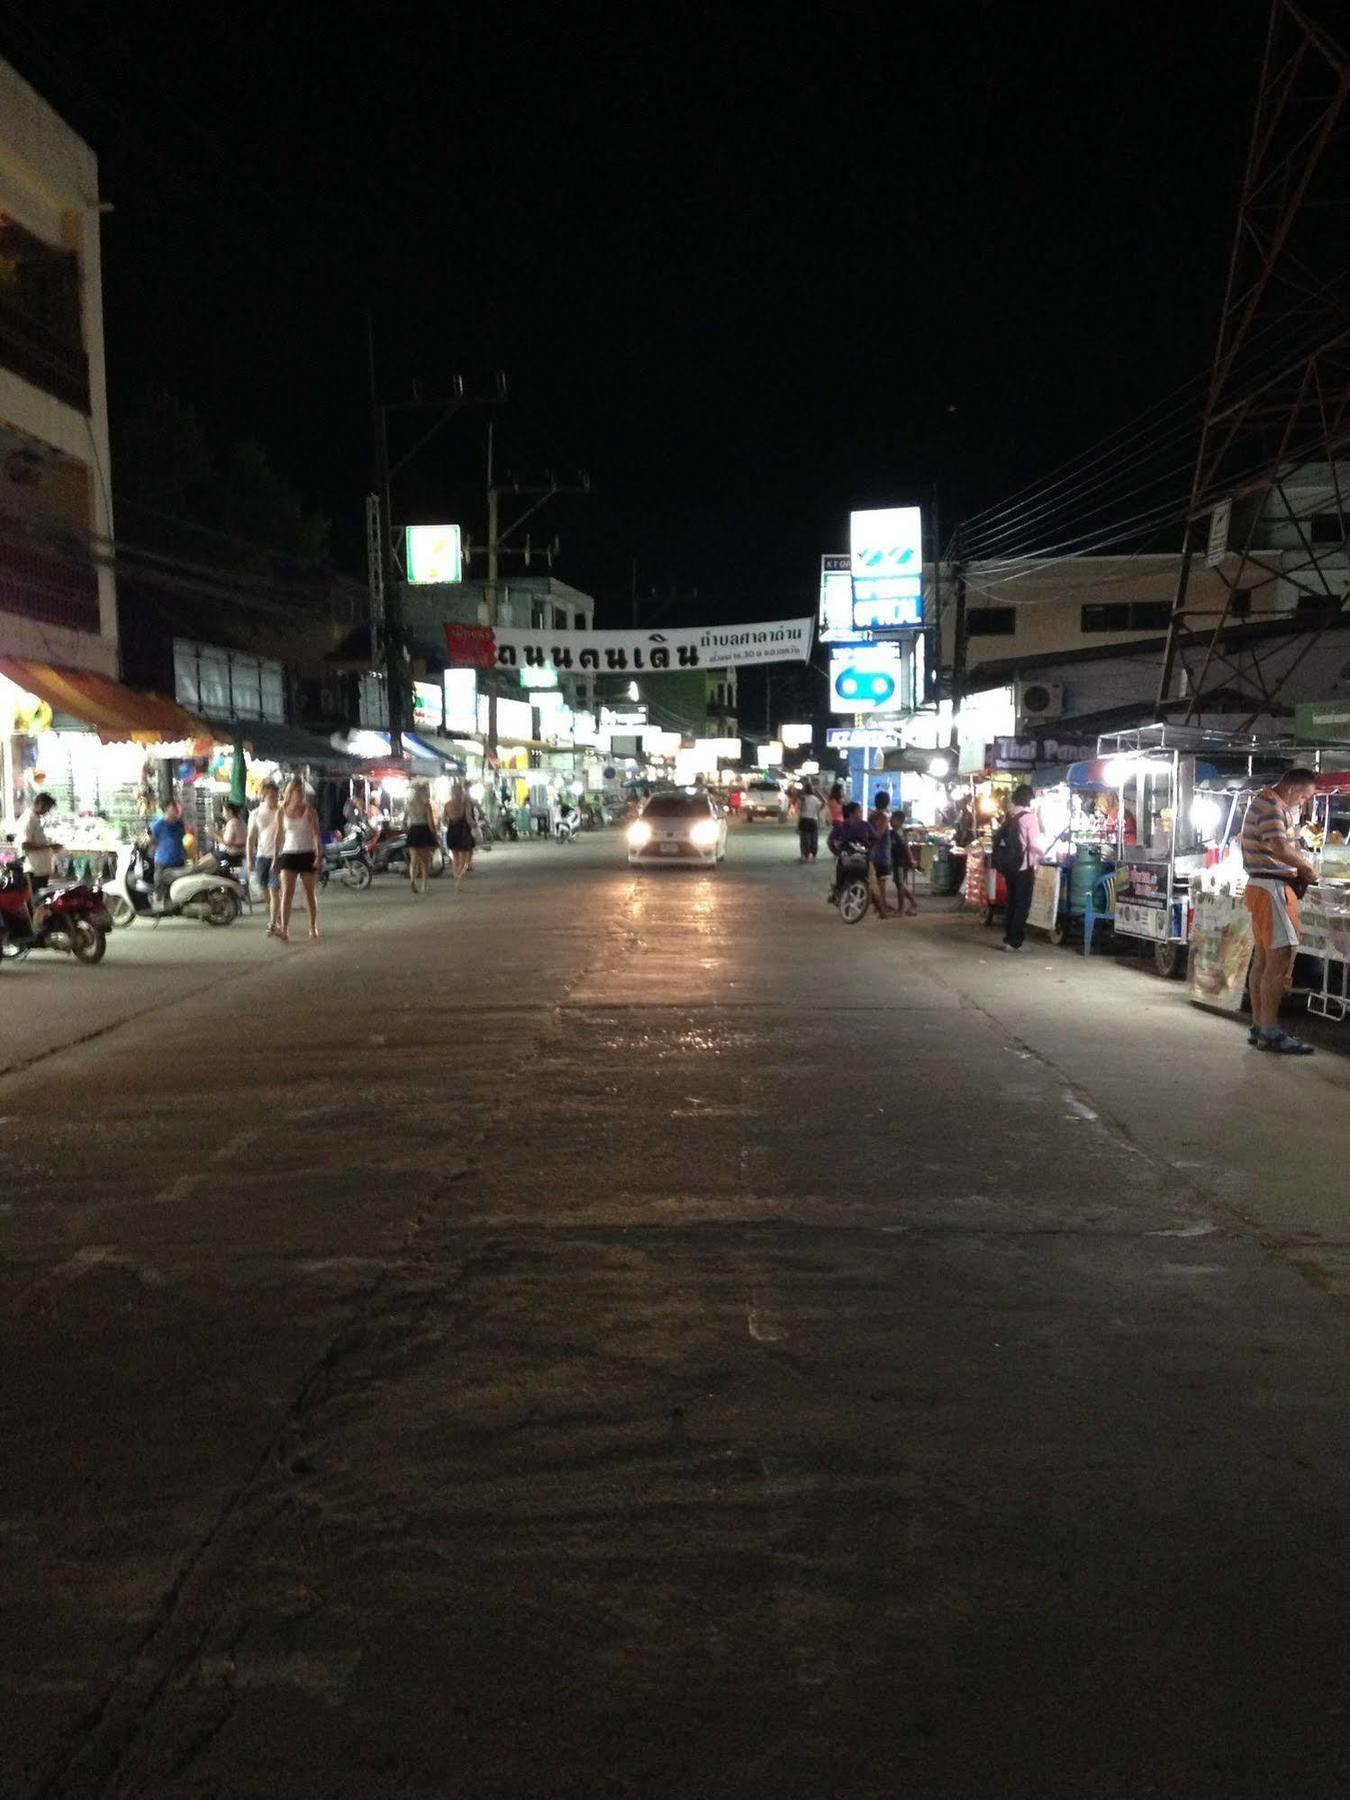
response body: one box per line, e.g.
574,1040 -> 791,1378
0,657 -> 209,744
413,732 -> 469,770
226,720 -> 362,772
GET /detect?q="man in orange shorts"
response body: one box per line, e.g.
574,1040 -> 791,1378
1240,768 -> 1318,1054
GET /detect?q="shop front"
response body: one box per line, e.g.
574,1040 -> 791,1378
1,657 -> 209,879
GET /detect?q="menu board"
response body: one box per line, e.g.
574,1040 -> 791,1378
1187,889 -> 1253,1012
1028,865 -> 1062,933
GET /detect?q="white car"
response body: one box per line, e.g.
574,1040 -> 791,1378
627,790 -> 728,867
741,780 -> 788,821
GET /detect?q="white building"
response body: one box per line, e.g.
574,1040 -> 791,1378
0,55 -> 117,674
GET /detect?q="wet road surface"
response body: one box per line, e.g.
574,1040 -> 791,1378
4,828 -> 1350,1798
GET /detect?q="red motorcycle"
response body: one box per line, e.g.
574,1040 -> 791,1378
0,860 -> 111,965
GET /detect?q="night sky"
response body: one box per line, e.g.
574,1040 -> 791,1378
5,5 -> 1274,628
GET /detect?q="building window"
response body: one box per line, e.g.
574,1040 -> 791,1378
174,639 -> 287,721
1295,593 -> 1346,621
966,607 -> 1016,637
1080,601 -> 1172,633
1310,513 -> 1346,546
530,604 -> 546,629
574,612 -> 586,629
1229,588 -> 1252,619
0,214 -> 90,412
553,606 -> 567,629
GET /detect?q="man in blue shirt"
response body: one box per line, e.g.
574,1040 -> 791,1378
149,800 -> 188,904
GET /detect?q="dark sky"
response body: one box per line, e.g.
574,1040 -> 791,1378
6,5 -> 1272,626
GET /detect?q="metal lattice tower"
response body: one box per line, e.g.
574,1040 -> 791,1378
1155,1 -> 1350,728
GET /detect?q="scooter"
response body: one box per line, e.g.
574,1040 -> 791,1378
0,859 -> 112,963
320,825 -> 375,891
828,847 -> 872,925
371,828 -> 446,880
105,841 -> 243,928
554,809 -> 580,844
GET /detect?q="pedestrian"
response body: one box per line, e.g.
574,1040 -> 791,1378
275,777 -> 322,942
998,784 -> 1043,951
797,783 -> 824,862
1240,766 -> 1319,1054
16,791 -> 60,898
868,789 -> 896,918
891,807 -> 919,916
443,783 -> 475,880
215,802 -> 248,870
247,778 -> 282,936
149,799 -> 188,906
827,783 -> 845,829
404,779 -> 439,894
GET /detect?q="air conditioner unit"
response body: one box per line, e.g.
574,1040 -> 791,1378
1017,679 -> 1064,722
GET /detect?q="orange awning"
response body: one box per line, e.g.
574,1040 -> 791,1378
0,657 -> 211,745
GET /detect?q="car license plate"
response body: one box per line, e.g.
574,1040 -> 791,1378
658,842 -> 680,855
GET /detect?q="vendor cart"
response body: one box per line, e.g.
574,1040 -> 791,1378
1095,726 -> 1230,979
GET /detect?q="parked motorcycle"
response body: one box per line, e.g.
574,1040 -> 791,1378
371,828 -> 446,880
829,847 -> 872,925
0,860 -> 112,963
104,842 -> 243,928
320,825 -> 375,891
554,808 -> 581,844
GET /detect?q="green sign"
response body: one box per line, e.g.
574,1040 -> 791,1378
1295,701 -> 1350,743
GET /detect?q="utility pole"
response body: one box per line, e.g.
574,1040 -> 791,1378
467,428 -> 590,765
366,320 -> 504,755
949,552 -> 968,754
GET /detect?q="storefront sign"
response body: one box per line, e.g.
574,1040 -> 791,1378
1204,499 -> 1231,569
991,734 -> 1098,772
850,506 -> 924,626
1299,886 -> 1350,963
444,617 -> 813,674
826,727 -> 901,749
412,679 -> 443,732
405,524 -> 463,585
1188,888 -> 1253,1011
1027,865 -> 1061,934
1294,700 -> 1350,744
829,642 -> 903,714
780,723 -> 813,748
444,669 -> 477,735
1115,861 -> 1172,940
818,554 -> 854,642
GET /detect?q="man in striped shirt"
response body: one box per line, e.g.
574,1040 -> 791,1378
1240,768 -> 1318,1054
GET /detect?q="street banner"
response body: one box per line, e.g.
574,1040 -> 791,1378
1188,888 -> 1253,1012
444,617 -> 813,674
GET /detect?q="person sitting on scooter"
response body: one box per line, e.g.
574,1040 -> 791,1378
827,802 -> 872,902
149,800 -> 188,905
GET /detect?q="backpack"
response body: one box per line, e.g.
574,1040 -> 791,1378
990,811 -> 1024,880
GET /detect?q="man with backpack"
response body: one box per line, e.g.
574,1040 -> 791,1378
993,784 -> 1043,951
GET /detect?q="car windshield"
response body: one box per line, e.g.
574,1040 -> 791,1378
642,793 -> 712,818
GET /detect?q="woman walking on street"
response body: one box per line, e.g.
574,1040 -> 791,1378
443,783 -> 475,881
404,780 -> 439,894
891,807 -> 919,916
247,778 -> 282,936
275,778 -> 323,942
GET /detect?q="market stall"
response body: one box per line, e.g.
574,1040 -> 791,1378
1,657 -> 210,880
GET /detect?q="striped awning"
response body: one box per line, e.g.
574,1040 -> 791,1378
0,658 -> 210,745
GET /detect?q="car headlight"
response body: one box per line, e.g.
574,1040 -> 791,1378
689,819 -> 719,847
627,820 -> 652,847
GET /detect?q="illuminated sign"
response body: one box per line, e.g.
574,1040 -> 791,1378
780,723 -> 813,748
829,642 -> 903,714
521,665 -> 559,690
405,524 -> 463,585
818,554 -> 854,642
444,669 -> 477,734
827,727 -> 902,749
850,506 -> 924,625
756,742 -> 785,768
412,679 -> 443,731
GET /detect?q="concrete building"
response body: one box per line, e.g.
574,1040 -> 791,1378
0,56 -> 117,674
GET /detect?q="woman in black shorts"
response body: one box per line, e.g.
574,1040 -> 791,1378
404,780 -> 439,894
275,778 -> 323,942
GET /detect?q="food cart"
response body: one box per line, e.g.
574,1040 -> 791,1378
1094,726 -> 1233,978
1188,769 -> 1350,1020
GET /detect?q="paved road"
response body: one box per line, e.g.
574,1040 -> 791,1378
5,828 -> 1349,1799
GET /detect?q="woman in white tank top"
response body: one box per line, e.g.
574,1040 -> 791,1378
274,778 -> 323,942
